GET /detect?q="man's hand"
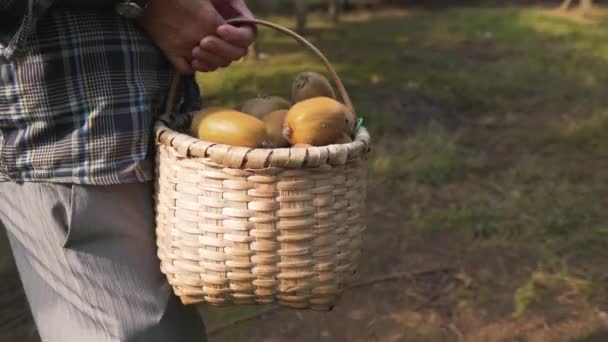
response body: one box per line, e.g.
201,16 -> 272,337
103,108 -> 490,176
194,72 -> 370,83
139,0 -> 225,74
191,0 -> 256,72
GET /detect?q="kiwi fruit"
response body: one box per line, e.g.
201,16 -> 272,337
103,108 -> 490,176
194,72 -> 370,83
283,96 -> 347,146
292,72 -> 336,103
335,132 -> 353,144
190,107 -> 224,136
196,109 -> 268,148
239,96 -> 292,118
262,109 -> 290,148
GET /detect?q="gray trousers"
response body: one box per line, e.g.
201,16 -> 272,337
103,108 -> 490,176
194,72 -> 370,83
0,181 -> 207,342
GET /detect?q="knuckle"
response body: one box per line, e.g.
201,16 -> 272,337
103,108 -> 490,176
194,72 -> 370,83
201,38 -> 216,51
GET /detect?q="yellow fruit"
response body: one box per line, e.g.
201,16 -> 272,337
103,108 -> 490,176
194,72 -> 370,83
262,109 -> 290,148
196,110 -> 268,148
190,107 -> 224,136
284,97 -> 347,146
335,132 -> 353,144
240,96 -> 292,118
292,72 -> 336,103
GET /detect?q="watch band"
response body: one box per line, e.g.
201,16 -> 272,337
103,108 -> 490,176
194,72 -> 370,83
131,0 -> 149,7
115,0 -> 149,19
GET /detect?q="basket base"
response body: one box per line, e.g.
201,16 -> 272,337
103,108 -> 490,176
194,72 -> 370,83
178,294 -> 336,312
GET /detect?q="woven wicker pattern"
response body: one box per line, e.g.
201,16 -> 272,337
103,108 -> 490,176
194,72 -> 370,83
154,126 -> 369,310
154,18 -> 370,310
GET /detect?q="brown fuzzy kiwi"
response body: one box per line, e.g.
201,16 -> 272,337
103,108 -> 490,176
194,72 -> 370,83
190,107 -> 224,137
292,72 -> 336,103
197,109 -> 268,148
239,96 -> 292,118
262,109 -> 290,148
334,132 -> 353,144
283,97 -> 347,146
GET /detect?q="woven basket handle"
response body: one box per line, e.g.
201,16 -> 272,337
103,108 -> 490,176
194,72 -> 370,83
163,18 -> 355,116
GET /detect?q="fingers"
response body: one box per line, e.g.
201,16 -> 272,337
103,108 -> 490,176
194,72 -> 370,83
192,49 -> 226,72
192,60 -> 213,73
186,1 -> 256,73
200,36 -> 246,61
141,0 -> 226,60
169,55 -> 194,75
191,33 -> 250,72
217,24 -> 255,49
172,26 -> 254,74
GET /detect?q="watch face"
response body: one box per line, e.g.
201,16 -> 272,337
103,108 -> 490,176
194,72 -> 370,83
116,2 -> 144,18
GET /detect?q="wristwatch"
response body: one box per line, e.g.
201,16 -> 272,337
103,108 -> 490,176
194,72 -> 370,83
115,0 -> 149,19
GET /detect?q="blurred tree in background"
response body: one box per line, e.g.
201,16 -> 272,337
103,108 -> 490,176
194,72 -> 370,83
561,0 -> 593,15
329,0 -> 342,22
242,0 -> 598,52
296,0 -> 308,33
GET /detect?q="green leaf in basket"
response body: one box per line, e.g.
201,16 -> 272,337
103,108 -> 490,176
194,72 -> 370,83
356,118 -> 364,130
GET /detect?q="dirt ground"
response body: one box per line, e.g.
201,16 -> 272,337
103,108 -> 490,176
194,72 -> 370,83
3,4 -> 608,342
199,5 -> 608,341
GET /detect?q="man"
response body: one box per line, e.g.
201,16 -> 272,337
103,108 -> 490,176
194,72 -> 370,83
0,0 -> 255,341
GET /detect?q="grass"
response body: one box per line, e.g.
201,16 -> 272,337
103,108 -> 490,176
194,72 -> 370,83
368,123 -> 467,185
513,271 -> 591,319
196,5 -> 608,337
549,111 -> 608,156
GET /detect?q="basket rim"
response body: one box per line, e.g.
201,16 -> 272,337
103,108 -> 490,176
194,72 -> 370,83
154,120 -> 371,170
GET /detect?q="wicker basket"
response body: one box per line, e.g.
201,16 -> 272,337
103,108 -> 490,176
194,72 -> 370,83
154,19 -> 371,311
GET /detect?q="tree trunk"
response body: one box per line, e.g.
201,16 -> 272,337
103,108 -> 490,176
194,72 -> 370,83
329,0 -> 341,23
296,0 -> 308,35
581,0 -> 593,16
560,0 -> 573,10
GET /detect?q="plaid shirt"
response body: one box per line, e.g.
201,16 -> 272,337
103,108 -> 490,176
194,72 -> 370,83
0,1 -> 200,185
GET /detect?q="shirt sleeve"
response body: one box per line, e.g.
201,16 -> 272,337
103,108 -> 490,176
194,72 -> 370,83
0,0 -> 55,59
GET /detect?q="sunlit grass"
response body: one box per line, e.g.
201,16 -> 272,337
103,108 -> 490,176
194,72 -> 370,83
513,271 -> 591,319
191,5 -> 608,338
